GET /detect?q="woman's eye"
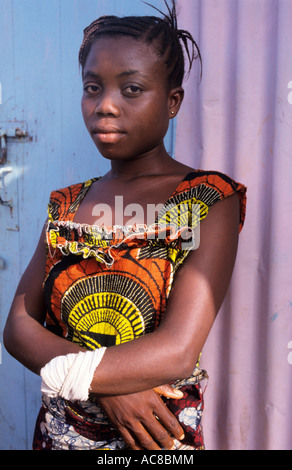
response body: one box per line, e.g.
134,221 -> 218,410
83,84 -> 100,95
124,85 -> 143,96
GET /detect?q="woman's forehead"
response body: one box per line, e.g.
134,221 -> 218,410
83,35 -> 162,74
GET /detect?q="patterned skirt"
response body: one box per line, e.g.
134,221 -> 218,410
32,382 -> 206,450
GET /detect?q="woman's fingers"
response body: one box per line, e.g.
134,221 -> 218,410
153,383 -> 184,399
130,421 -> 171,450
150,393 -> 185,443
114,425 -> 144,450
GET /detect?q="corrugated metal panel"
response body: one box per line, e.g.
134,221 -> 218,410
176,0 -> 292,450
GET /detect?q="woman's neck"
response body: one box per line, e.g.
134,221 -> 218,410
108,145 -> 174,181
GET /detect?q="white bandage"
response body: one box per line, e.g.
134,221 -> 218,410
40,347 -> 107,402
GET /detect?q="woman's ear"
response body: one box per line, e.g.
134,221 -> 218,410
169,87 -> 184,118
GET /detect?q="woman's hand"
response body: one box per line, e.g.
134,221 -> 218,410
98,386 -> 184,450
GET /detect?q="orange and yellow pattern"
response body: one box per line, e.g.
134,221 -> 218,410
34,170 -> 246,450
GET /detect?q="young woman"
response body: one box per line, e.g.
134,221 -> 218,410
4,1 -> 246,450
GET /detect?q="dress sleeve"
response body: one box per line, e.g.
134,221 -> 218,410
173,170 -> 247,232
46,179 -> 95,223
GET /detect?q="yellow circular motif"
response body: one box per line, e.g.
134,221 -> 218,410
67,292 -> 145,349
158,197 -> 208,229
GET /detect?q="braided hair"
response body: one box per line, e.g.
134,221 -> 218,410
79,0 -> 202,88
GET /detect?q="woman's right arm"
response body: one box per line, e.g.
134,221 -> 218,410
3,225 -> 83,373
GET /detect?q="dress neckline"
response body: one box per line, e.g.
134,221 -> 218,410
70,171 -> 197,227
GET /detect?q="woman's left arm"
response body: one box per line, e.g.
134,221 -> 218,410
89,193 -> 240,395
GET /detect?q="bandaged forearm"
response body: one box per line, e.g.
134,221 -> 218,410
40,347 -> 107,401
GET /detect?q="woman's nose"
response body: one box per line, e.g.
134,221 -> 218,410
94,90 -> 120,117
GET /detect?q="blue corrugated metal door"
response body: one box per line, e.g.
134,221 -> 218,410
0,0 -> 174,450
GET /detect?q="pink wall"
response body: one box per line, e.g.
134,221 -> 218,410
176,0 -> 292,450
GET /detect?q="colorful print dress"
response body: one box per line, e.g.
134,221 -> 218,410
33,170 -> 246,450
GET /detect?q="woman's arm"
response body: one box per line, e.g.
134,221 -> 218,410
3,225 -> 83,371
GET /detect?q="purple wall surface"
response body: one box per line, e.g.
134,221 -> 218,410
176,0 -> 292,450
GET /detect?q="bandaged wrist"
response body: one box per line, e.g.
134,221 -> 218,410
40,347 -> 107,401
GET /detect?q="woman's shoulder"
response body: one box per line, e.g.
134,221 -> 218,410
174,169 -> 247,231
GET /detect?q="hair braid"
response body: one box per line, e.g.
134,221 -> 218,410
79,0 -> 202,86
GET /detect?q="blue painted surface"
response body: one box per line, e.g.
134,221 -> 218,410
0,0 -> 174,449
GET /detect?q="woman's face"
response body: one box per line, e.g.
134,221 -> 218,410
81,36 -> 182,162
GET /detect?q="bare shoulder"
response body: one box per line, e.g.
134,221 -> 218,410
208,191 -> 240,225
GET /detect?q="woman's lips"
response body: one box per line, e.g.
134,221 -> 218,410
92,128 -> 126,144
